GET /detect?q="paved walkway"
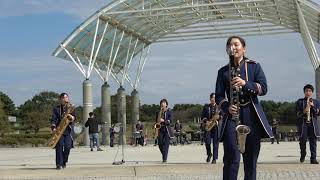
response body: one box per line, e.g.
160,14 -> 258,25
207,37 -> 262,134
0,142 -> 319,179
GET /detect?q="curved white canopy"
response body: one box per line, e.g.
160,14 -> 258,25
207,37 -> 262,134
53,0 -> 320,88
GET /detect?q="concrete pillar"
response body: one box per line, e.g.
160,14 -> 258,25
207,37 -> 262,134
101,82 -> 111,146
131,89 -> 139,142
117,86 -> 126,145
82,79 -> 92,146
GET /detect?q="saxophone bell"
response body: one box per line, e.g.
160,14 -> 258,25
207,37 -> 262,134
154,123 -> 161,129
154,107 -> 164,138
236,124 -> 251,153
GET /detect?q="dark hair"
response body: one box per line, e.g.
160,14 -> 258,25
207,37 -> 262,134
210,93 -> 215,99
89,112 -> 94,117
59,93 -> 68,99
160,98 -> 168,107
226,36 -> 246,48
303,84 -> 314,92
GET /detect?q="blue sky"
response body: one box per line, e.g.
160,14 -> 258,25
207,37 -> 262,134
0,0 -> 320,108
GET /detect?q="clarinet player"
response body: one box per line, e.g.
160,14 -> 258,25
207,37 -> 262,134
215,36 -> 273,180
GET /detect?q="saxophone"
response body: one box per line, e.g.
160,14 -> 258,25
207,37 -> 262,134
154,107 -> 164,138
205,105 -> 220,131
48,103 -> 75,148
229,52 -> 251,154
305,98 -> 312,124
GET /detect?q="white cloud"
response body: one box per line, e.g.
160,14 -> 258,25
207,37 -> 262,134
0,0 -> 110,19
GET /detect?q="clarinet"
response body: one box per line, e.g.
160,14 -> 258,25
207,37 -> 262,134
229,55 -> 241,125
228,48 -> 251,154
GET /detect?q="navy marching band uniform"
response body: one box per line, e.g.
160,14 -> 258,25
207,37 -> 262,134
174,121 -> 183,144
51,104 -> 75,169
135,122 -> 144,146
156,108 -> 173,162
215,58 -> 273,180
296,97 -> 320,164
271,119 -> 280,144
109,125 -> 115,147
201,103 -> 219,163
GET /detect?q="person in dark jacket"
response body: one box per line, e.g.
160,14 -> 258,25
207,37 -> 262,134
296,84 -> 320,164
215,36 -> 273,180
85,112 -> 103,151
135,120 -> 145,146
174,120 -> 183,144
271,118 -> 280,144
156,98 -> 173,163
201,93 -> 220,164
51,93 -> 75,170
110,124 -> 115,147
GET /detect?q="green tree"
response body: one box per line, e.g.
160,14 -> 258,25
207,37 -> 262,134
0,100 -> 10,136
17,91 -> 60,133
278,102 -> 296,124
173,104 -> 203,123
140,104 -> 159,122
0,91 -> 15,115
75,106 -> 83,123
261,100 -> 296,125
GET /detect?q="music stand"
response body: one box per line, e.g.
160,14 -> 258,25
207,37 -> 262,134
112,123 -> 125,165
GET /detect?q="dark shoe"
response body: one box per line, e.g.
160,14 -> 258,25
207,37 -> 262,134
97,148 -> 103,151
206,154 -> 212,163
300,156 -> 305,163
211,159 -> 216,164
56,166 -> 62,170
62,164 -> 66,169
311,160 -> 319,164
162,160 -> 167,163
90,148 -> 93,151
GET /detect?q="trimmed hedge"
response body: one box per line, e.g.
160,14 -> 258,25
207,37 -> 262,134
0,133 -> 51,146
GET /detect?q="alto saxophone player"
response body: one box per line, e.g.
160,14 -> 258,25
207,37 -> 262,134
296,84 -> 320,164
50,93 -> 76,170
201,93 -> 220,164
156,98 -> 172,163
215,36 -> 273,180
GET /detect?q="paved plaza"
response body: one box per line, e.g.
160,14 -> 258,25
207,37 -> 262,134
0,142 -> 319,180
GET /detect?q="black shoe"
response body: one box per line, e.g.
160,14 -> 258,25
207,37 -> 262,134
162,160 -> 167,163
90,148 -> 93,151
211,159 -> 216,164
62,164 -> 66,169
206,154 -> 212,163
56,166 -> 62,170
311,160 -> 319,164
300,156 -> 305,163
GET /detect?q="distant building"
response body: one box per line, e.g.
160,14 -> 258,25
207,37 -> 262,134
8,116 -> 19,134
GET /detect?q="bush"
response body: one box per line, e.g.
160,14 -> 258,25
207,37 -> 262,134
0,133 -> 51,146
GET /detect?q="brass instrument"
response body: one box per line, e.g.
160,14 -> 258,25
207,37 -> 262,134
229,50 -> 251,154
48,103 -> 75,148
205,105 -> 220,131
304,98 -> 312,124
154,107 -> 164,138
